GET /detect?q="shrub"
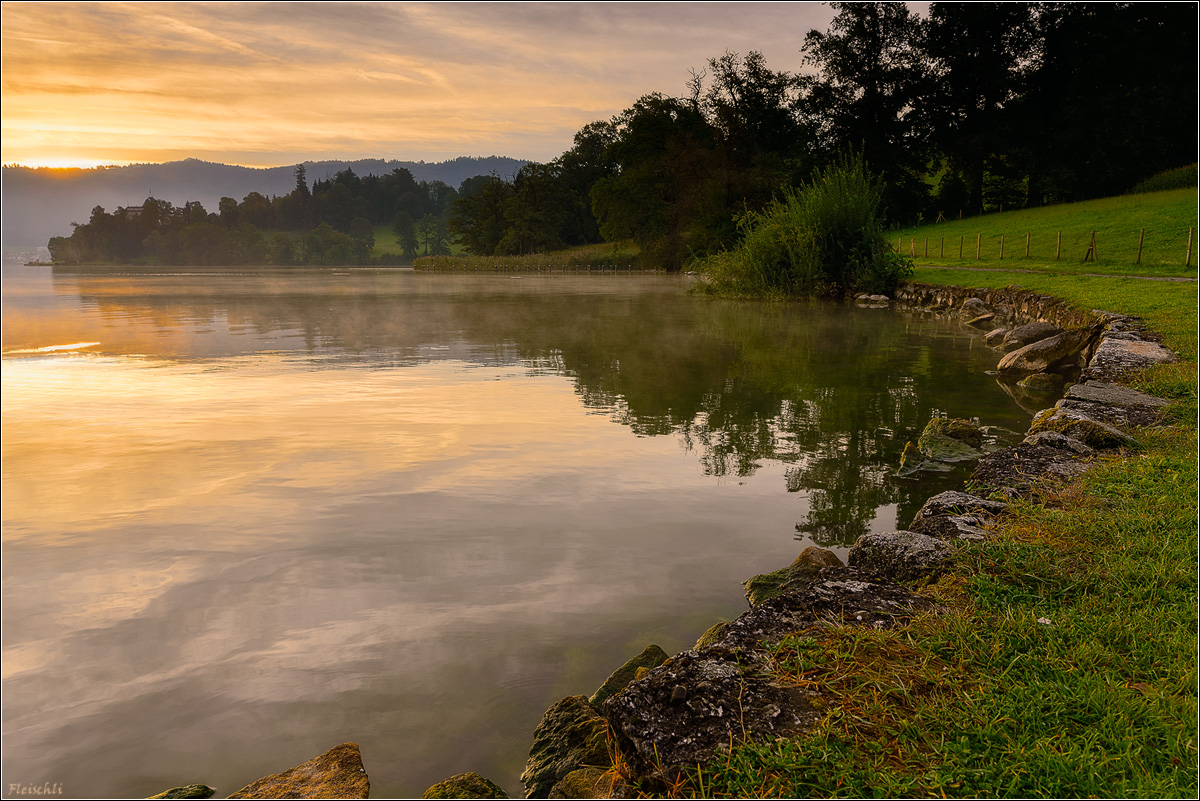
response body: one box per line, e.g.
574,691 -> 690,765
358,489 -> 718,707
1130,164 -> 1198,194
696,156 -> 913,298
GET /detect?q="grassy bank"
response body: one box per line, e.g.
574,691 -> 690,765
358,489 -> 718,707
412,241 -> 643,272
678,273 -> 1197,798
893,188 -> 1198,278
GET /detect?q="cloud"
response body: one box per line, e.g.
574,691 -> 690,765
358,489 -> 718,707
1,1 -> 842,167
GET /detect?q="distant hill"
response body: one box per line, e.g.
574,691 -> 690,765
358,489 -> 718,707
1,156 -> 529,249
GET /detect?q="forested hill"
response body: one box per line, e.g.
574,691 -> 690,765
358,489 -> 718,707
2,156 -> 527,249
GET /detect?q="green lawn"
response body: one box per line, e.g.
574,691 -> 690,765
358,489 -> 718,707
894,188 -> 1198,278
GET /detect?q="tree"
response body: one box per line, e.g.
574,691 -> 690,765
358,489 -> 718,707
391,210 -> 418,258
799,2 -> 930,220
448,176 -> 512,255
590,93 -> 722,269
416,214 -> 450,256
922,2 -> 1041,213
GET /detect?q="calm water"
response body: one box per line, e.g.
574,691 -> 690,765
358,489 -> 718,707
2,265 -> 1032,798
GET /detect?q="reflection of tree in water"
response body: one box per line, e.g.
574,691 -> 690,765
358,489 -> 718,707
57,270 -> 1026,545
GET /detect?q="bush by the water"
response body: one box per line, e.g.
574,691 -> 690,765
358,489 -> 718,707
696,157 -> 913,299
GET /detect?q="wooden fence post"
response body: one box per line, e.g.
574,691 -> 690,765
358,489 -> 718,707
999,234 -> 1005,260
1056,231 -> 1062,261
1025,232 -> 1030,258
1137,228 -> 1144,265
940,236 -> 944,258
959,235 -> 964,258
924,237 -> 928,257
1187,227 -> 1194,267
910,238 -> 916,257
976,233 -> 982,260
897,236 -> 902,253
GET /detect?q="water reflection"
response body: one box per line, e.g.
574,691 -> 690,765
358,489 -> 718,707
2,266 -> 1031,798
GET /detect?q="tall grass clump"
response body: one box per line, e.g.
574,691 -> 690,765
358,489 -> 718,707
697,156 -> 913,298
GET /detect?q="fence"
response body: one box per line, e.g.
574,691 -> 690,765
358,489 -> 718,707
896,227 -> 1195,267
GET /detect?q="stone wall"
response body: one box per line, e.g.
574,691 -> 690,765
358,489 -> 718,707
893,281 -> 1103,330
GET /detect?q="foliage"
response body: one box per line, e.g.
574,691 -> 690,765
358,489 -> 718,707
697,156 -> 914,298
1130,164 -> 1198,195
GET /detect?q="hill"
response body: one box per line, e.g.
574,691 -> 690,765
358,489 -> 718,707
2,156 -> 529,250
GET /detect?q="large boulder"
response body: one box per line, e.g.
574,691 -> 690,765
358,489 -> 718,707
743,547 -> 844,605
970,440 -> 1094,498
423,772 -> 509,799
1082,322 -> 1176,381
521,696 -> 611,799
960,297 -> 992,318
227,743 -> 369,799
588,644 -> 669,709
1000,322 -> 1064,352
997,325 -> 1103,375
849,531 -> 954,582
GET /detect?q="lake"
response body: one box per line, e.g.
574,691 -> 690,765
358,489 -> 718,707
1,265 -> 1032,798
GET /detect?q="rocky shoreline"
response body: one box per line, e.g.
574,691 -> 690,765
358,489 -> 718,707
147,282 -> 1179,800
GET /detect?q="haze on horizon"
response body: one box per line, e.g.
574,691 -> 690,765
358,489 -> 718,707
1,1 -> 863,170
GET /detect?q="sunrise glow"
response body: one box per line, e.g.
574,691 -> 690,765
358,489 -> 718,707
1,1 -> 832,169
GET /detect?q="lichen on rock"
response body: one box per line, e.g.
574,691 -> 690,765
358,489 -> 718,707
916,417 -> 984,462
849,530 -> 955,582
422,772 -> 509,799
227,742 -> 368,799
146,785 -> 215,799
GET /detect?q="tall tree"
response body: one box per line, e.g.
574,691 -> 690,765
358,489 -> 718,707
799,2 -> 930,220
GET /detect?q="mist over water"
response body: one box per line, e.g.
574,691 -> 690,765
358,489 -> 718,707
2,266 -> 1030,798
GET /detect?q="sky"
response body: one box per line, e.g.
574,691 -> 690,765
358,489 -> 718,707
0,1 -> 870,169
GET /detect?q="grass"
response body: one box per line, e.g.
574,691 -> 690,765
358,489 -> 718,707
894,188 -> 1198,278
672,238 -> 1199,797
412,240 -> 645,272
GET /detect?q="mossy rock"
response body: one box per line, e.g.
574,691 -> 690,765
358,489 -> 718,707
147,786 -> 215,800
1029,409 -> 1137,450
917,417 -> 984,462
588,644 -> 668,708
694,621 -> 729,650
521,696 -> 612,798
422,772 -> 509,799
744,547 -> 843,605
1017,372 -> 1065,394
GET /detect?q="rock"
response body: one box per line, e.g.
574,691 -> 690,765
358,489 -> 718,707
1028,407 -> 1137,450
849,531 -> 954,582
983,328 -> 1009,346
423,772 -> 509,799
1082,335 -> 1176,381
960,297 -> 991,318
970,440 -> 1094,497
1001,322 -> 1064,351
589,645 -> 669,709
917,417 -> 984,462
744,547 -> 844,606
147,786 -> 215,799
549,767 -> 629,799
908,491 -> 1008,541
1016,372 -> 1065,394
227,743 -> 368,799
521,696 -> 612,799
605,573 -> 929,783
694,622 -> 728,650
855,294 -> 890,306
997,325 -> 1103,375
1055,381 -> 1170,427
1022,431 -> 1094,456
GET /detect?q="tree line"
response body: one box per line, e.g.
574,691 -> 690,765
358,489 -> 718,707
48,163 -> 460,265
49,2 -> 1196,270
